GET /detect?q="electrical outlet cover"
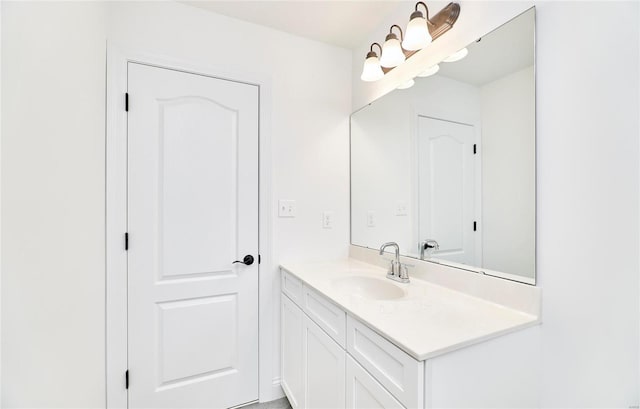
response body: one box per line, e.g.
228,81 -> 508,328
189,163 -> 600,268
322,211 -> 334,229
367,211 -> 376,227
278,200 -> 296,217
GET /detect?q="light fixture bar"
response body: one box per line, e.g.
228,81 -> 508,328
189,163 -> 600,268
381,2 -> 460,74
427,2 -> 460,40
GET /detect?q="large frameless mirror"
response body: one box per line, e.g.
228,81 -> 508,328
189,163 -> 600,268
351,8 -> 536,284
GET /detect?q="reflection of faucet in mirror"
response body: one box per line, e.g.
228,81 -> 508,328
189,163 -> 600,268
419,239 -> 440,260
379,242 -> 410,283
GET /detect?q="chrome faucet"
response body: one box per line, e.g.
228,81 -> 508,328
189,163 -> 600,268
419,239 -> 439,260
379,242 -> 410,283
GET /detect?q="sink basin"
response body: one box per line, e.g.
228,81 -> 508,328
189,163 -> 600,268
331,276 -> 405,300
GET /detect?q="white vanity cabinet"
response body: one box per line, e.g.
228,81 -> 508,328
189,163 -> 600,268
281,271 -> 346,409
281,266 -> 540,409
281,293 -> 304,408
281,269 -> 421,409
346,318 -> 423,408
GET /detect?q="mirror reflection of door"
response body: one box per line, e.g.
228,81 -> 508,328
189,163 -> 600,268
417,116 -> 478,266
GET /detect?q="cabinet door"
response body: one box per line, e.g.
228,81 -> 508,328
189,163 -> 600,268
303,315 -> 346,409
347,317 -> 423,408
346,355 -> 404,409
281,294 -> 304,408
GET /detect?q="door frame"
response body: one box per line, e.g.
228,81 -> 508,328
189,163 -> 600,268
105,43 -> 276,408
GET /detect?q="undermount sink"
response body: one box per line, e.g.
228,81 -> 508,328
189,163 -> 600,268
331,276 -> 406,300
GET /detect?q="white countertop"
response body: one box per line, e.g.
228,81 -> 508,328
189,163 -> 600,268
280,258 -> 540,361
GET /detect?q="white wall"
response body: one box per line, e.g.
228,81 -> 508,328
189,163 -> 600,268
481,66 -> 535,279
353,1 -> 639,406
1,1 -> 351,406
536,3 -> 638,406
1,2 -> 107,407
1,2 -> 4,404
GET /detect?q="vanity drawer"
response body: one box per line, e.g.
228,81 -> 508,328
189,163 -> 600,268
281,268 -> 303,306
346,317 -> 423,408
302,285 -> 346,347
346,355 -> 404,409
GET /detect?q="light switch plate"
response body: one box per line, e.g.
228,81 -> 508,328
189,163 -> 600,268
322,211 -> 334,229
278,200 -> 296,217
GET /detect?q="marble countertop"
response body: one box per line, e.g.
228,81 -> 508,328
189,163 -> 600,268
280,258 -> 540,361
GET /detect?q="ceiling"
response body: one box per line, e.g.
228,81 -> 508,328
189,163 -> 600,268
180,1 -> 533,84
436,9 -> 535,86
181,1 -> 406,49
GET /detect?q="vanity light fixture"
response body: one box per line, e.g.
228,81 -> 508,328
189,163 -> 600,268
380,25 -> 406,68
360,2 -> 460,82
397,78 -> 415,90
442,47 -> 468,62
417,64 -> 440,77
402,2 -> 433,51
360,43 -> 385,82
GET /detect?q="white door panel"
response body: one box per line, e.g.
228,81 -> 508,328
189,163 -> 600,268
418,116 -> 476,265
158,96 -> 239,279
128,62 -> 259,408
157,295 -> 237,385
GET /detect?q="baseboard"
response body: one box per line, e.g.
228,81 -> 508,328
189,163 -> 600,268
271,377 -> 285,400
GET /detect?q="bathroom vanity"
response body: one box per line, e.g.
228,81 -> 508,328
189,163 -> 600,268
280,7 -> 542,409
280,247 -> 541,409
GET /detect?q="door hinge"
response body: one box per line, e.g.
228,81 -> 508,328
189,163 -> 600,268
258,254 -> 261,264
473,221 -> 477,231
473,144 -> 477,154
125,93 -> 129,112
125,232 -> 129,251
125,370 -> 129,389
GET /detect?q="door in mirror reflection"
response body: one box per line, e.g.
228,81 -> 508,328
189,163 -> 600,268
418,116 -> 477,266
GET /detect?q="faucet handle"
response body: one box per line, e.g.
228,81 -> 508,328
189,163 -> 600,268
382,257 -> 397,270
400,264 -> 409,279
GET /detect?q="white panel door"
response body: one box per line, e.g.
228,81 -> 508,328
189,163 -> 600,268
303,315 -> 346,409
418,116 -> 476,265
127,62 -> 259,408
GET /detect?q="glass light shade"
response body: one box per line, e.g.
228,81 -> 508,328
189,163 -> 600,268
402,13 -> 432,51
380,35 -> 406,68
417,64 -> 439,77
397,79 -> 415,90
443,47 -> 469,62
360,55 -> 384,82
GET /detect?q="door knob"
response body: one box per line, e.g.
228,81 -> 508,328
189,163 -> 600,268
233,255 -> 254,266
